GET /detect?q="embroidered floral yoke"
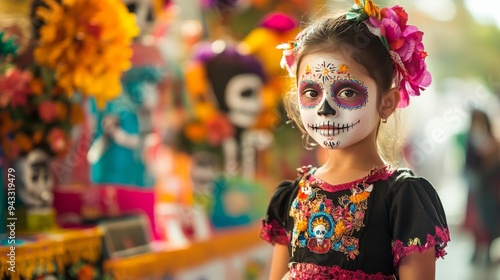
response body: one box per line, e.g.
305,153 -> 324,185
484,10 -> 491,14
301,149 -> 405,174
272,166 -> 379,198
260,166 -> 450,279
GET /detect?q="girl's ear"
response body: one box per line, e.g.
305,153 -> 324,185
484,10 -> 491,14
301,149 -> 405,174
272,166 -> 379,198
378,88 -> 400,119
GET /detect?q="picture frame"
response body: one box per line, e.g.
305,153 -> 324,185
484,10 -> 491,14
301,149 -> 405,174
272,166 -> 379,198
99,213 -> 152,259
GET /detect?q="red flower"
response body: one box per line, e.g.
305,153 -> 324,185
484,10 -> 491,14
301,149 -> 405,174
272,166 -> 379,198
206,114 -> 234,146
0,68 -> 31,107
39,100 -> 58,123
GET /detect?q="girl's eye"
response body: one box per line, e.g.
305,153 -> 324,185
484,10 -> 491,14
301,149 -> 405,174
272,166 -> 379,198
304,89 -> 319,98
337,89 -> 356,98
331,79 -> 368,110
299,79 -> 323,108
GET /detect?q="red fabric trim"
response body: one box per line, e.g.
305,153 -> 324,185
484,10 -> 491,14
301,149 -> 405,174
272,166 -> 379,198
260,219 -> 289,245
392,226 -> 451,267
289,262 -> 395,280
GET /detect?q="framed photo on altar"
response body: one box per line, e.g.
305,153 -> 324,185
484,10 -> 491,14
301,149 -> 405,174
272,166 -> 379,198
99,213 -> 152,258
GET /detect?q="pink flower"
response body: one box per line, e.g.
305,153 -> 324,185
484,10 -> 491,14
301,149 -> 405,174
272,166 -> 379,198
367,5 -> 431,108
39,100 -> 58,123
0,68 -> 32,107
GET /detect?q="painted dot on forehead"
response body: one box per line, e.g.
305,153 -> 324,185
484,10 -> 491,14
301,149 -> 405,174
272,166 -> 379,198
305,64 -> 312,74
331,78 -> 368,110
337,64 -> 349,74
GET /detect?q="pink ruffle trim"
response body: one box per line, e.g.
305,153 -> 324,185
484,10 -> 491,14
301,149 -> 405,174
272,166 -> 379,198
309,165 -> 396,193
260,219 -> 289,245
289,263 -> 395,280
392,226 -> 451,267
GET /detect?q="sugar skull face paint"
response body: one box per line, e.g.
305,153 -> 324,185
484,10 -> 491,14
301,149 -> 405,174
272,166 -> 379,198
297,52 -> 380,149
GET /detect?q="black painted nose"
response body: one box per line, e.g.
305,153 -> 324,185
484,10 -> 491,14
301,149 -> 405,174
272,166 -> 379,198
317,100 -> 336,116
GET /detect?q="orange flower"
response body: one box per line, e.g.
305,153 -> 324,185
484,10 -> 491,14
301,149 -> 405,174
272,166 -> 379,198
337,64 -> 349,74
30,78 -> 44,96
335,221 -> 346,236
55,101 -> 68,121
14,133 -> 33,153
33,130 -> 44,144
34,0 -> 139,108
70,103 -> 84,125
350,191 -> 370,203
185,122 -> 206,143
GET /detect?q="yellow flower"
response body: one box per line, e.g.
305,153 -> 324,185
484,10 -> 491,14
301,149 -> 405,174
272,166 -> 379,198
34,0 -> 139,108
338,64 -> 349,74
408,238 -> 421,246
335,221 -> 346,236
363,0 -> 381,19
297,220 -> 308,232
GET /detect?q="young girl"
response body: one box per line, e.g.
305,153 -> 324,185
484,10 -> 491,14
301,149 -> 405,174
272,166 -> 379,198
260,1 -> 450,279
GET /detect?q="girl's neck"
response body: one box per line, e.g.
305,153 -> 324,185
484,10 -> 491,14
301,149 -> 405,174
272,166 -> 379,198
315,132 -> 385,184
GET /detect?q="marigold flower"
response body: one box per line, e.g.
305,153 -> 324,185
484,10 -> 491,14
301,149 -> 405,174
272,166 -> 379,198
34,0 -> 139,108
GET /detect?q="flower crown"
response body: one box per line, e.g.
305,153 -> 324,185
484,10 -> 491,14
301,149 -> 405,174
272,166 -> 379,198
277,0 -> 431,108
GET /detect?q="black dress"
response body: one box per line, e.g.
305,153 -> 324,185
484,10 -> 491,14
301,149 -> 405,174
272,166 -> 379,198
260,165 -> 450,279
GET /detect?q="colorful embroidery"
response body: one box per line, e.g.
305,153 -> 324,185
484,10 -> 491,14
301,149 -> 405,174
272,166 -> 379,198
260,219 -> 289,245
289,262 -> 395,280
391,226 -> 450,267
289,166 -> 381,259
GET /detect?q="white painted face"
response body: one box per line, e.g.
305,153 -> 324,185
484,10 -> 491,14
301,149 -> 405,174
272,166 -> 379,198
297,52 -> 380,149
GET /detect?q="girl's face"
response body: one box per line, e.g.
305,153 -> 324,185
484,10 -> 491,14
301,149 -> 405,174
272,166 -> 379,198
297,52 -> 380,149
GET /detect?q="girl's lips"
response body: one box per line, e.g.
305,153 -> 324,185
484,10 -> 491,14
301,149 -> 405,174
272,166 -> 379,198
307,120 -> 360,136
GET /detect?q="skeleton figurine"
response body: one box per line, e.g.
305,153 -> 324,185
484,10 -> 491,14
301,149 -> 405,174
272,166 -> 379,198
196,41 -> 272,178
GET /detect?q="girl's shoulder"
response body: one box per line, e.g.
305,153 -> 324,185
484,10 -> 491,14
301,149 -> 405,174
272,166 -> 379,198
385,167 -> 435,190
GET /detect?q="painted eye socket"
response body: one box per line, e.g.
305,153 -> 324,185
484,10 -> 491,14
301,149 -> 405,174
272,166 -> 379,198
331,79 -> 368,110
299,79 -> 323,109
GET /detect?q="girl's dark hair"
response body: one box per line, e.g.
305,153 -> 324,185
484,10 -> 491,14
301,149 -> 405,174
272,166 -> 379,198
296,13 -> 394,97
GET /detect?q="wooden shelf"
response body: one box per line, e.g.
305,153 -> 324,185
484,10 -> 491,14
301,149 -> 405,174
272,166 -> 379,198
103,223 -> 265,279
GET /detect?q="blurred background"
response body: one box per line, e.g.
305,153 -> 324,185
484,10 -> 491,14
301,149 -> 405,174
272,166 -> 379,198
0,0 -> 499,279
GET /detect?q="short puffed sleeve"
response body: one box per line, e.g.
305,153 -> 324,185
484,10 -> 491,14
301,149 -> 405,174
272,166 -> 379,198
260,180 -> 297,246
389,172 -> 450,267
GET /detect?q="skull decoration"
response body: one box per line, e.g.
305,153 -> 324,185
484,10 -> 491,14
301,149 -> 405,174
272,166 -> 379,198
14,149 -> 54,209
313,224 -> 327,245
224,73 -> 263,128
202,43 -> 266,130
308,212 -> 335,248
